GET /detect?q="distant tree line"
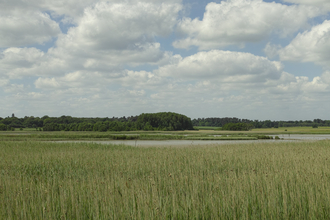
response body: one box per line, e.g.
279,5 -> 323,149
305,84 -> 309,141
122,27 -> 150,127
0,114 -> 328,132
0,112 -> 194,132
221,123 -> 254,131
192,118 -> 329,128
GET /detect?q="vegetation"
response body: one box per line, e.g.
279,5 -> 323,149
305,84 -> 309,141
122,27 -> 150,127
0,131 -> 274,141
0,112 -> 194,132
2,113 -> 330,133
220,122 -> 253,131
194,126 -> 222,130
1,140 -> 330,219
193,117 -> 330,128
136,112 -> 193,131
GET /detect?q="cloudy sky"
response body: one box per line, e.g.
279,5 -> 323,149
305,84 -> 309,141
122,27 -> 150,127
1,0 -> 330,120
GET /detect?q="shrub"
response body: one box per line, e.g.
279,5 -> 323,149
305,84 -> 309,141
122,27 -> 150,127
257,135 -> 273,140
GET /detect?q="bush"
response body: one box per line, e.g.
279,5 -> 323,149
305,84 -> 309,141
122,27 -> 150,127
257,135 -> 273,140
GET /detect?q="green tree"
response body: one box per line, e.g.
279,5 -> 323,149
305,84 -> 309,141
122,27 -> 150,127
0,124 -> 7,131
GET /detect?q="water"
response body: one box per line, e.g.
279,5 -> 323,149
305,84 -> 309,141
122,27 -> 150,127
54,139 -> 310,147
274,134 -> 330,140
53,134 -> 330,147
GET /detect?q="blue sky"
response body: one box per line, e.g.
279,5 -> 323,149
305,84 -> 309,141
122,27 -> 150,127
1,0 -> 330,120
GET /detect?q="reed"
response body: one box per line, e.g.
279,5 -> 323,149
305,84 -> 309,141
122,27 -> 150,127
1,140 -> 330,219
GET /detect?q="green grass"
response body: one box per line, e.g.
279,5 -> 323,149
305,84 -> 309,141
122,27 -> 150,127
251,126 -> 330,134
194,126 -> 221,130
2,126 -> 330,141
1,140 -> 330,219
0,132 -> 270,141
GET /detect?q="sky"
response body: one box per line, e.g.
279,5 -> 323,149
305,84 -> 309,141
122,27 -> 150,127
1,0 -> 330,120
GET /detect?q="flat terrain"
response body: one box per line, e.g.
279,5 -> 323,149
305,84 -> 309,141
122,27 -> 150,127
1,127 -> 330,142
1,139 -> 330,219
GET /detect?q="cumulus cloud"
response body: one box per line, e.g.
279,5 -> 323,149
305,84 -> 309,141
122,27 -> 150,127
0,0 -> 182,48
1,0 -> 330,119
0,10 -> 61,47
0,47 -> 47,78
50,1 -> 182,69
30,48 -> 330,118
0,1 -> 183,80
279,20 -> 330,67
173,0 -> 321,50
283,0 -> 330,11
57,2 -> 181,51
157,50 -> 283,85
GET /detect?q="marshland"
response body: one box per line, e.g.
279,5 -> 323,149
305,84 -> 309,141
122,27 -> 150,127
2,114 -> 330,219
1,131 -> 330,219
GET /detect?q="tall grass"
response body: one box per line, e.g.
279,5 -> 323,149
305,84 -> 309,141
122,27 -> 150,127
1,141 -> 330,219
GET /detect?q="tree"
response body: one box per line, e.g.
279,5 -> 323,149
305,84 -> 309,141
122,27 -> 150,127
0,124 -> 7,131
222,123 -> 253,131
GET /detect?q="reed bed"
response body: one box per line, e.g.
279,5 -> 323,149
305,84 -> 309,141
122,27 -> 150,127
1,141 -> 330,219
0,133 -> 262,141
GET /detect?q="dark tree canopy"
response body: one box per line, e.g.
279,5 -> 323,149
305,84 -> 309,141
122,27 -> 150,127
0,112 -> 193,132
1,113 -> 329,131
221,123 -> 253,131
136,112 -> 194,131
192,117 -> 330,128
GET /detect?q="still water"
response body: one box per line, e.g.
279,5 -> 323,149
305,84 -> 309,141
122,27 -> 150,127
56,134 -> 330,147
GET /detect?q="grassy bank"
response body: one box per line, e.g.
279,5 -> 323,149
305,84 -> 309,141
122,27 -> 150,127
0,132 -> 271,141
1,126 -> 330,141
194,126 -> 221,130
1,141 -> 330,219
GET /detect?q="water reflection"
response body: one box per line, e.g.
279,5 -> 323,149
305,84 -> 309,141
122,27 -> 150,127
54,134 -> 330,147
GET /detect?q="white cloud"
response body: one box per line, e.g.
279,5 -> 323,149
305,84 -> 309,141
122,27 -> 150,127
283,0 -> 330,11
1,0 -> 330,120
0,10 -> 61,47
157,50 -> 283,85
173,0 -> 321,50
48,1 -> 182,73
0,0 -> 182,48
57,2 -> 181,51
264,43 -> 282,59
32,0 -> 182,23
279,20 -> 330,67
0,47 -> 47,78
0,48 -> 45,68
35,77 -> 60,89
0,1 -> 183,80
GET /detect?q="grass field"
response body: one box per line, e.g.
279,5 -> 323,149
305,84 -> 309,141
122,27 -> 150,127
1,140 -> 330,219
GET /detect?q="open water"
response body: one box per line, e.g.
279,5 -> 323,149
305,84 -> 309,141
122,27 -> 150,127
55,134 -> 330,147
